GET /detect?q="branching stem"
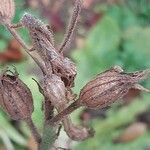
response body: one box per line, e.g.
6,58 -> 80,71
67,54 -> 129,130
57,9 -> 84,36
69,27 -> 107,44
48,100 -> 80,125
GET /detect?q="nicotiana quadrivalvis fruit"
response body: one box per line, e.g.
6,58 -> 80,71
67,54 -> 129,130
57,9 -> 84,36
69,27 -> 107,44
0,68 -> 41,144
20,2 -> 90,141
0,0 -> 150,149
49,66 -> 150,124
0,69 -> 33,120
21,13 -> 77,88
40,74 -> 93,140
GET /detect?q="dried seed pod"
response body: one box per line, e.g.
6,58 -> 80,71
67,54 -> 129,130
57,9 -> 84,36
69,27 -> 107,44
79,66 -> 150,109
0,69 -> 34,120
0,0 -> 15,24
49,66 -> 150,124
21,13 -> 77,88
51,57 -> 77,88
40,74 -> 92,141
41,74 -> 66,110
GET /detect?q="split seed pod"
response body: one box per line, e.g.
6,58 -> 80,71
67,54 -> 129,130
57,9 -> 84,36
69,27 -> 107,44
21,13 -> 77,88
0,0 -> 15,24
0,69 -> 34,120
49,66 -> 150,124
51,57 -> 77,88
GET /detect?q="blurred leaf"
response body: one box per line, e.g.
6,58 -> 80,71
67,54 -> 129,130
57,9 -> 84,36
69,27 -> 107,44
76,94 -> 150,150
72,15 -> 121,93
0,112 -> 27,146
123,27 -> 150,55
40,125 -> 56,150
0,130 -> 14,150
120,26 -> 150,75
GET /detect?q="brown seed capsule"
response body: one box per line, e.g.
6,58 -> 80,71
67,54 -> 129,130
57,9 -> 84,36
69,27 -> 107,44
0,69 -> 34,120
40,74 -> 93,141
41,74 -> 66,110
0,0 -> 15,24
79,66 -> 150,109
21,13 -> 77,88
49,66 -> 150,124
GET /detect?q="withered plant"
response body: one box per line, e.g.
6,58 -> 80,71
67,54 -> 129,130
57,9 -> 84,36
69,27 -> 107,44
0,0 -> 150,150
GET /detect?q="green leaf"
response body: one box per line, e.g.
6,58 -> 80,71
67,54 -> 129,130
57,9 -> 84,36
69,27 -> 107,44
0,113 -> 27,146
72,15 -> 121,93
75,94 -> 150,150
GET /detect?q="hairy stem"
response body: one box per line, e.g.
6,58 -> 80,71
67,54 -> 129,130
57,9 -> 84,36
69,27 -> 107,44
26,118 -> 42,147
40,124 -> 57,150
59,0 -> 82,53
5,24 -> 30,51
48,100 -> 92,141
48,100 -> 80,125
44,99 -> 54,123
10,23 -> 23,28
4,23 -> 46,75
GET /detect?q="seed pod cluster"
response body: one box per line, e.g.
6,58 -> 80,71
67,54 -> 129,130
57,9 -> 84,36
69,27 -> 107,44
0,0 -> 15,24
49,66 -> 150,124
40,74 -> 93,141
0,70 -> 34,120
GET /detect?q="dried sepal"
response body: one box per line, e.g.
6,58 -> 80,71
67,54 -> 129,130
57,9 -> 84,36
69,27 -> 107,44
51,57 -> 77,88
0,0 -> 15,24
21,13 -> 54,46
63,117 -> 94,141
0,68 -> 34,120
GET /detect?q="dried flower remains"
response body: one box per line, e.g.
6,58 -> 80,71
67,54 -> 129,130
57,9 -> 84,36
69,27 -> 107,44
0,0 -> 150,149
0,68 -> 33,120
49,66 -> 150,124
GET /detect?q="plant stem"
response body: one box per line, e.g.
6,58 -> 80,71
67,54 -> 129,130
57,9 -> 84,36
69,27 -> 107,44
5,24 -> 30,52
44,99 -> 54,124
58,0 -> 82,53
48,100 -> 80,125
26,118 -> 42,148
40,124 -> 57,150
4,23 -> 46,75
